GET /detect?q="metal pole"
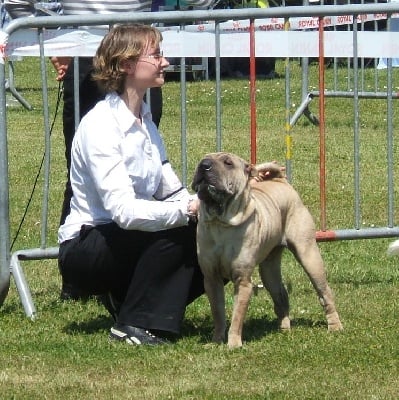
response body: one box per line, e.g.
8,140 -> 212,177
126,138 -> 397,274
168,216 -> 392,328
215,21 -> 222,152
38,29 -> 51,249
249,18 -> 257,164
353,16 -> 361,230
180,25 -> 188,186
0,34 -> 10,307
386,14 -> 394,228
318,16 -> 327,231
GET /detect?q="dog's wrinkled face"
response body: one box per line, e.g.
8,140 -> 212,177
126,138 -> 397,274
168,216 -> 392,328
192,152 -> 252,215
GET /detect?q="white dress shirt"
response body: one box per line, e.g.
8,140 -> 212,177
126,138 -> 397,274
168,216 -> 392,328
58,93 -> 193,243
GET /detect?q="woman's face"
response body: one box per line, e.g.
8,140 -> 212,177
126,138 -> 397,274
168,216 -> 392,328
132,43 -> 169,89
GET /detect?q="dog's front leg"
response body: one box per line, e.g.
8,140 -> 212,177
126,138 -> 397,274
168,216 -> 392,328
228,278 -> 253,348
204,277 -> 226,344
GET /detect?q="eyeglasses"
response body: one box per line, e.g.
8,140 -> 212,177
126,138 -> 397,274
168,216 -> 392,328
140,51 -> 164,61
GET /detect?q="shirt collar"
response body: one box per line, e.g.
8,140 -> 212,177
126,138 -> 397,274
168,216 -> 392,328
106,92 -> 152,133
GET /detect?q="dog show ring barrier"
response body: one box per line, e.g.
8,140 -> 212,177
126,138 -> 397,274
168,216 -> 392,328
1,2 -> 399,318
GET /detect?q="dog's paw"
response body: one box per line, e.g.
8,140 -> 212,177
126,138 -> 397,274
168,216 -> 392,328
279,317 -> 291,331
328,322 -> 344,332
387,239 -> 399,256
227,335 -> 243,349
327,312 -> 343,331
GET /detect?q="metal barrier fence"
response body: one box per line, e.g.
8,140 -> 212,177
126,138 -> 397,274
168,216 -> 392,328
1,3 -> 399,318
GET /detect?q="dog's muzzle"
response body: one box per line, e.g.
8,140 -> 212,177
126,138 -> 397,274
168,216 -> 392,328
199,158 -> 213,171
192,158 -> 227,210
192,158 -> 214,193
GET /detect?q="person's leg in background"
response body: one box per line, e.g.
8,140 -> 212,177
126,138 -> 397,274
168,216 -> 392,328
229,57 -> 277,79
60,57 -> 104,227
147,86 -> 162,128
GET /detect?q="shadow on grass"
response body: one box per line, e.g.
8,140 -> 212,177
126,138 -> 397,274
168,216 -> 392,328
0,301 -> 21,315
180,315 -> 327,344
180,315 -> 214,342
332,275 -> 398,286
58,306 -> 327,343
243,317 -> 325,342
63,315 -> 112,335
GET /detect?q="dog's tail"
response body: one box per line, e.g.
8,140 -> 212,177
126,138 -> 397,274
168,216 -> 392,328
252,161 -> 286,182
387,239 -> 399,256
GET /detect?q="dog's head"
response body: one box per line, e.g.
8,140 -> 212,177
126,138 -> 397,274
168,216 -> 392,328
192,152 -> 256,219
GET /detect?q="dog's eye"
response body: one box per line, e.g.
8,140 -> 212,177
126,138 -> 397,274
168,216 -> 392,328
224,158 -> 233,167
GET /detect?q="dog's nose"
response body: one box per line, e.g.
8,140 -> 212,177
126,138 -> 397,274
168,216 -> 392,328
200,158 -> 213,171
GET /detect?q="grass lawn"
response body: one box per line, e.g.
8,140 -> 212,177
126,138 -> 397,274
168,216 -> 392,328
0,57 -> 398,399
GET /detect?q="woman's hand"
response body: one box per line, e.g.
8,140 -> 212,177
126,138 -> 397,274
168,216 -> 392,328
50,56 -> 72,81
187,198 -> 200,222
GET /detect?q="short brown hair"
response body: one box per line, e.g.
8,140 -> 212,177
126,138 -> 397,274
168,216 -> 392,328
92,24 -> 162,94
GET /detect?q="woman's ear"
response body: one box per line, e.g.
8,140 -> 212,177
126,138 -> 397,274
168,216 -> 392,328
120,59 -> 136,74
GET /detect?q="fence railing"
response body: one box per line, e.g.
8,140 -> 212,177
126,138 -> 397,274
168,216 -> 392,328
1,3 -> 399,317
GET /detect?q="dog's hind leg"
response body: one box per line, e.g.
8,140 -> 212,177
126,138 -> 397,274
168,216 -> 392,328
287,238 -> 343,332
259,246 -> 290,330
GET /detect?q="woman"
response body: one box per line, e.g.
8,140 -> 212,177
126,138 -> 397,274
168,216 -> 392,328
58,24 -> 204,346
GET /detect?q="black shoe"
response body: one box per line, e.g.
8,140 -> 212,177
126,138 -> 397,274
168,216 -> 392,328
97,292 -> 121,321
109,324 -> 169,346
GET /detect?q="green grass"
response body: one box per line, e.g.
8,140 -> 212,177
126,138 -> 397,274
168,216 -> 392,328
0,57 -> 398,399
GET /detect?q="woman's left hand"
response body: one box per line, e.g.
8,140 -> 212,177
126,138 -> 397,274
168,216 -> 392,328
187,198 -> 200,222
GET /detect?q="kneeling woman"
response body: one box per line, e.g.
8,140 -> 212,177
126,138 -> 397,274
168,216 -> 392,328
58,24 -> 203,345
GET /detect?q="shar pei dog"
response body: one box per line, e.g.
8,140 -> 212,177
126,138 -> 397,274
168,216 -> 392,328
192,152 -> 343,348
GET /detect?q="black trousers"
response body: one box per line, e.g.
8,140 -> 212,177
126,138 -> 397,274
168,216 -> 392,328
59,57 -> 163,225
58,222 -> 204,334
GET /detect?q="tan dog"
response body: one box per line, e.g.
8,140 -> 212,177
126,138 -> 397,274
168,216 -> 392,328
192,152 -> 343,348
